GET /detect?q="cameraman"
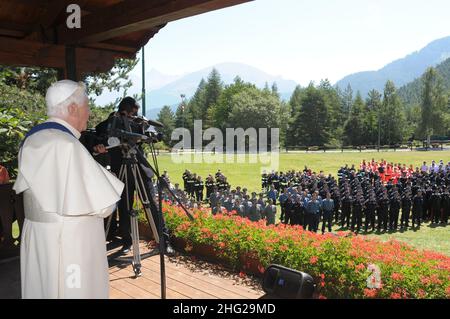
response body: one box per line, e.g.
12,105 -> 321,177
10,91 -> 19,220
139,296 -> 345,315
93,97 -> 172,254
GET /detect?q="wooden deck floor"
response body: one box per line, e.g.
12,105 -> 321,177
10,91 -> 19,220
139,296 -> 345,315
0,241 -> 265,299
108,242 -> 265,299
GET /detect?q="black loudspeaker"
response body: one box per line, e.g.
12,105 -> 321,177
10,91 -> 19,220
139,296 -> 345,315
262,264 -> 316,299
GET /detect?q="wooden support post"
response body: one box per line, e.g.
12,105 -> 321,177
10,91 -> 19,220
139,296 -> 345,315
57,68 -> 65,80
65,46 -> 77,81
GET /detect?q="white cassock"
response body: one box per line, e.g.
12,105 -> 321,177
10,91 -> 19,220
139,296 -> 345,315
13,118 -> 124,299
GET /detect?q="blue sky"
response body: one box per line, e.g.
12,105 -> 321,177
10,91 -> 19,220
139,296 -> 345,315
133,0 -> 450,86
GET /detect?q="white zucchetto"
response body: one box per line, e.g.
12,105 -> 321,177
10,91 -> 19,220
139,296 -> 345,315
45,80 -> 85,108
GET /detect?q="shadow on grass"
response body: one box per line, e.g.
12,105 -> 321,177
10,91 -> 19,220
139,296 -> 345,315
427,222 -> 448,229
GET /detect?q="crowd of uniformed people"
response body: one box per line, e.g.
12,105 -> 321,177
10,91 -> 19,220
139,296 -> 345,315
164,159 -> 449,234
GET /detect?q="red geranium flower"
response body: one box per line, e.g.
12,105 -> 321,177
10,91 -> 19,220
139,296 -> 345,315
391,273 -> 404,281
417,289 -> 426,298
364,289 -> 377,298
356,263 -> 366,271
390,292 -> 401,299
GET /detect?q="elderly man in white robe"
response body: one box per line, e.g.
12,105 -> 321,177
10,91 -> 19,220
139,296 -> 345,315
13,80 -> 124,299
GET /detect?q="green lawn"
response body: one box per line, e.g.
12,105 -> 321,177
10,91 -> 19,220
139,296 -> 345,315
331,223 -> 450,256
155,150 -> 450,256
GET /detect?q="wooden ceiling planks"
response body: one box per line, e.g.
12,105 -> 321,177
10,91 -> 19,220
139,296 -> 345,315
0,0 -> 252,76
55,0 -> 251,45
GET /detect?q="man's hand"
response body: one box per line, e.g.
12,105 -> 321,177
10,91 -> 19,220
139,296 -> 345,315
93,144 -> 108,154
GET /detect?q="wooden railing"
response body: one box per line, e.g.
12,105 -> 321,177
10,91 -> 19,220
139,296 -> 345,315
0,183 -> 24,259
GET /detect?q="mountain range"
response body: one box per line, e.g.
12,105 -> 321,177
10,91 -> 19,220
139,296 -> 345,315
398,56 -> 450,106
145,62 -> 297,109
335,36 -> 450,96
93,35 -> 450,119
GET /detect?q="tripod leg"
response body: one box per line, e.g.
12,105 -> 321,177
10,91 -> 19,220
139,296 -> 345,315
104,208 -> 115,239
130,210 -> 142,277
109,166 -> 127,243
122,163 -> 142,277
132,164 -> 160,244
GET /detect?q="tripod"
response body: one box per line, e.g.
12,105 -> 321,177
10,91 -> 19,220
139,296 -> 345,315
108,140 -> 194,298
108,145 -> 160,278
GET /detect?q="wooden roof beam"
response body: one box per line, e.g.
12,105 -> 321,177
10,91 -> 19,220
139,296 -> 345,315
0,36 -> 129,75
25,0 -> 90,41
0,21 -> 31,38
55,0 -> 252,45
38,0 -> 77,28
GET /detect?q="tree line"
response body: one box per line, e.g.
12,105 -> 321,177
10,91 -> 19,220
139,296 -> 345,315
157,67 -> 450,149
1,59 -> 449,170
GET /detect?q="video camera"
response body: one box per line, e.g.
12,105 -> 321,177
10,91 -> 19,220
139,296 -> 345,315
107,112 -> 164,147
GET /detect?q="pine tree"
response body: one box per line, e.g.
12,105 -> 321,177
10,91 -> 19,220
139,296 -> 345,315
380,81 -> 406,145
319,79 -> 343,145
271,82 -> 280,99
175,100 -> 192,131
343,92 -> 365,146
289,84 -> 329,146
157,105 -> 176,145
263,82 -> 270,94
289,85 -> 303,111
419,67 -> 448,141
188,79 -> 207,121
202,68 -> 223,123
366,89 -> 382,145
341,84 -> 354,120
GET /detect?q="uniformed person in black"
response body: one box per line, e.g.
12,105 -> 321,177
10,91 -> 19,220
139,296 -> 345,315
215,169 -> 222,180
332,187 -> 341,224
389,190 -> 401,231
378,191 -> 390,232
430,186 -> 441,224
341,191 -> 353,228
194,176 -> 204,202
279,172 -> 288,192
272,173 -> 280,192
220,177 -> 230,192
186,173 -> 196,198
279,189 -> 289,223
261,171 -> 268,190
400,189 -> 412,229
351,193 -> 364,233
182,170 -> 190,192
424,185 -> 432,221
364,193 -> 377,232
441,187 -> 449,224
290,196 -> 304,226
205,175 -> 215,201
284,195 -> 295,225
412,190 -> 424,228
